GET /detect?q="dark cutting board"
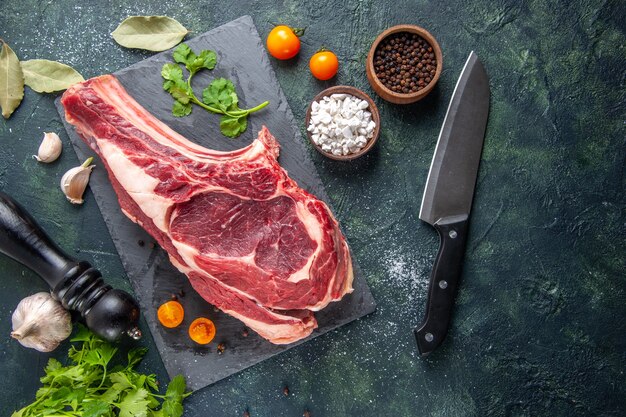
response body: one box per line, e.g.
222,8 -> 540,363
56,15 -> 376,391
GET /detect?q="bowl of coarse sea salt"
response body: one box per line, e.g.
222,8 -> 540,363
305,85 -> 380,161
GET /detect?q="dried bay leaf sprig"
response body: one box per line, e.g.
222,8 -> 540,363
112,16 -> 189,51
1,39 -> 84,120
0,39 -> 24,119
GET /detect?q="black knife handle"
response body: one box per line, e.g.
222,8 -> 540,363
415,215 -> 469,357
0,191 -> 141,341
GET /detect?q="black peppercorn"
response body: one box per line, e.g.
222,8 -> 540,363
373,31 -> 437,94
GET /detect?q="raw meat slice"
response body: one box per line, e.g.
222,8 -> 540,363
61,75 -> 354,344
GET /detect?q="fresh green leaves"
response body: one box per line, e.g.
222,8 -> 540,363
161,62 -> 183,83
21,59 -> 84,93
172,100 -> 192,117
118,388 -> 151,417
0,40 -> 24,118
161,43 -> 269,138
201,78 -> 250,137
83,400 -> 111,417
201,78 -> 238,112
161,375 -> 187,417
161,64 -> 194,117
220,115 -> 249,138
11,326 -> 190,417
172,43 -> 216,73
112,16 -> 189,52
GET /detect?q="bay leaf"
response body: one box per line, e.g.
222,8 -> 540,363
21,59 -> 84,93
0,40 -> 24,119
112,16 -> 188,52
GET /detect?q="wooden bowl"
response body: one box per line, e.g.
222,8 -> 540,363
366,24 -> 443,104
305,85 -> 380,161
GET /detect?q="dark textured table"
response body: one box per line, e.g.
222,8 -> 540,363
1,1 -> 624,416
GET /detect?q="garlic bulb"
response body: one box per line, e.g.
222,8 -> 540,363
61,157 -> 94,204
34,132 -> 63,163
11,292 -> 72,352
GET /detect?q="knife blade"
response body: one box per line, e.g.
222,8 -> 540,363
415,51 -> 490,357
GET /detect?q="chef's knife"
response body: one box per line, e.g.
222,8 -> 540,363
415,51 -> 490,356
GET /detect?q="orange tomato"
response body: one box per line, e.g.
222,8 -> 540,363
309,50 -> 339,80
266,25 -> 302,60
188,317 -> 216,344
157,300 -> 184,328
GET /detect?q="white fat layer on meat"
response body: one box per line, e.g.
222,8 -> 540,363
170,257 -> 315,344
284,200 -> 324,284
94,81 -> 235,159
97,140 -> 172,232
289,199 -> 354,308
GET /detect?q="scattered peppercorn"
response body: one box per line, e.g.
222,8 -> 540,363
283,386 -> 289,396
137,239 -> 145,246
217,342 -> 226,354
373,32 -> 437,94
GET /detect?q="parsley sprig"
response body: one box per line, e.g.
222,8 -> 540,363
12,325 -> 190,417
161,43 -> 269,138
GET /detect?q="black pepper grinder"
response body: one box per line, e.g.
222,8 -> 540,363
0,191 -> 141,342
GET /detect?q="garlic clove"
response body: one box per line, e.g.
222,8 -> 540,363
60,157 -> 95,204
34,132 -> 62,163
11,292 -> 72,352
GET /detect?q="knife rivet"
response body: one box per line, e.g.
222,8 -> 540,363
425,333 -> 434,342
439,280 -> 448,289
449,230 -> 458,239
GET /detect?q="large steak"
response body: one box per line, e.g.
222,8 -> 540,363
61,75 -> 354,344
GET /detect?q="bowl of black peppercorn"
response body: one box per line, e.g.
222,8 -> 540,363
366,24 -> 442,104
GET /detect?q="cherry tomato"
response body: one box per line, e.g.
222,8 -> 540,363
157,300 -> 184,328
188,317 -> 216,344
309,50 -> 339,80
266,25 -> 301,60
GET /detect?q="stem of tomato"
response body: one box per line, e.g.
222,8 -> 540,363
291,27 -> 306,37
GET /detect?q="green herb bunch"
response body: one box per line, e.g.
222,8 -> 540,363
12,325 -> 190,417
162,43 -> 269,138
